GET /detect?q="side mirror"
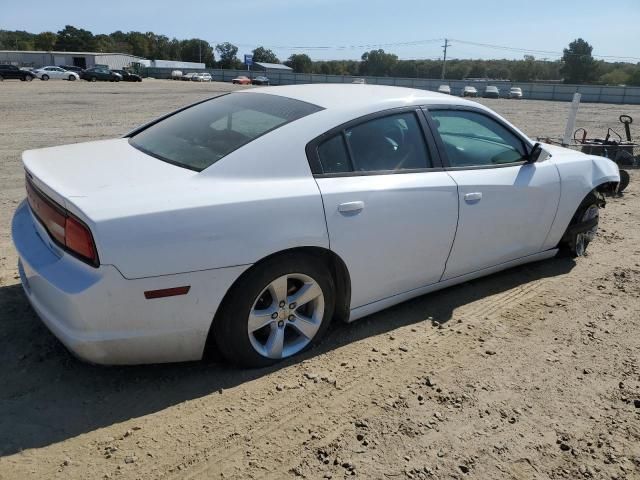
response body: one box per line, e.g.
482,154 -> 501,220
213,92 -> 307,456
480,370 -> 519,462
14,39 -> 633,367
527,142 -> 544,163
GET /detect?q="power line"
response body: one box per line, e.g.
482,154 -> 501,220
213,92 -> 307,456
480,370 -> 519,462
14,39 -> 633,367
210,36 -> 640,62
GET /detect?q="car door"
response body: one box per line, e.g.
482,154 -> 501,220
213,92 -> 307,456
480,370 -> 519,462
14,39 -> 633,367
308,108 -> 459,309
424,107 -> 561,280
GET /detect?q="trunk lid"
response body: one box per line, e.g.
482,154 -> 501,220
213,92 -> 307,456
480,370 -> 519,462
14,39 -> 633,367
23,138 -> 195,218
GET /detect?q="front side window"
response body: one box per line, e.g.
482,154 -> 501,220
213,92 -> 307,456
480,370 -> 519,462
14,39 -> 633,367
130,93 -> 323,171
429,110 -> 527,167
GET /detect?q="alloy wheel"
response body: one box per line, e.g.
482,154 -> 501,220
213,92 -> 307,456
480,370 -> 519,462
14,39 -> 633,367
247,273 -> 325,359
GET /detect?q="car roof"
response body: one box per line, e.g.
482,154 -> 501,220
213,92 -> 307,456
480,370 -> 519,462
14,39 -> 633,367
242,84 -> 476,110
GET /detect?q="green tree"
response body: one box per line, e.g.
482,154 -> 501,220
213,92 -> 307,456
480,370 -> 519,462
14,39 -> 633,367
216,42 -> 240,69
599,68 -> 630,85
252,46 -> 279,64
285,53 -> 312,73
54,25 -> 94,51
360,49 -> 397,76
180,39 -> 215,67
34,32 -> 57,50
561,38 -> 597,84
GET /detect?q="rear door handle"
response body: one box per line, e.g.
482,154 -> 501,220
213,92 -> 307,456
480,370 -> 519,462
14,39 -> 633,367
464,192 -> 482,203
338,201 -> 365,214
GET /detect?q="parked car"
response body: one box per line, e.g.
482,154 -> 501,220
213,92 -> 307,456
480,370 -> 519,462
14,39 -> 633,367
462,85 -> 478,97
0,64 -> 35,81
437,85 -> 451,95
352,78 -> 366,84
33,66 -> 80,81
61,66 -> 85,74
484,86 -> 500,98
181,72 -> 198,81
192,72 -> 212,82
232,75 -> 251,85
80,67 -> 121,82
12,84 -> 619,367
112,70 -> 142,82
252,76 -> 270,86
509,87 -> 523,99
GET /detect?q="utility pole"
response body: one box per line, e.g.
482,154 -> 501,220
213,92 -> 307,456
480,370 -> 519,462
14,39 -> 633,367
199,41 -> 202,63
441,38 -> 451,80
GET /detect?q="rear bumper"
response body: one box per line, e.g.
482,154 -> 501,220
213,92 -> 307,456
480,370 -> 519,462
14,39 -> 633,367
12,200 -> 248,365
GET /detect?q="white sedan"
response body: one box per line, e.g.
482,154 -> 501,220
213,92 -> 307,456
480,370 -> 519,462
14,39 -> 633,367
12,85 -> 619,366
33,66 -> 80,81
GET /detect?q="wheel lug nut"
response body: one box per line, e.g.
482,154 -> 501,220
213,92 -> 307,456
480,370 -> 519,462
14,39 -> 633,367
289,303 -> 296,310
277,320 -> 284,328
288,314 -> 295,321
271,312 -> 278,319
279,301 -> 285,308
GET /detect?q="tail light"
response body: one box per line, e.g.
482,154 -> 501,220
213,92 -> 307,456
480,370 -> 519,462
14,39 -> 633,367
26,175 -> 99,267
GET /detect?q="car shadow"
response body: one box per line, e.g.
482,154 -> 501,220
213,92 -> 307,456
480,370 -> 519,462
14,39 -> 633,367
0,256 -> 574,456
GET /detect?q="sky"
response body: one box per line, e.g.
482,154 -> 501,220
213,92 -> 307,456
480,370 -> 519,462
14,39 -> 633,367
3,0 -> 640,62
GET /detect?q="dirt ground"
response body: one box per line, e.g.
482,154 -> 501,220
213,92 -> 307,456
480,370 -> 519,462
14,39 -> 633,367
0,80 -> 639,480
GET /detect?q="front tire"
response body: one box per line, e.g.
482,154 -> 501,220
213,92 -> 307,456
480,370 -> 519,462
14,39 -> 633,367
41,74 -> 49,81
68,75 -> 76,81
559,192 -> 602,257
213,253 -> 335,367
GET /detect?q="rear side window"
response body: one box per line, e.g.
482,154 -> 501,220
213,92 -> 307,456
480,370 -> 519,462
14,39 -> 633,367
346,113 -> 431,172
318,134 -> 351,174
314,111 -> 432,174
130,93 -> 323,171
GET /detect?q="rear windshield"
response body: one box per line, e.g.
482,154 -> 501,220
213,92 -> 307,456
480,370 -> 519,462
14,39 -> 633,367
129,93 -> 323,171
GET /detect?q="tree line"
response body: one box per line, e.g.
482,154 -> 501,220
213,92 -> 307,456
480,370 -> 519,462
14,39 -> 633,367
1,27 -> 639,85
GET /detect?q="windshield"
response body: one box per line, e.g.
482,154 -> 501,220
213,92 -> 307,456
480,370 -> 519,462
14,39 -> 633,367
129,93 -> 323,171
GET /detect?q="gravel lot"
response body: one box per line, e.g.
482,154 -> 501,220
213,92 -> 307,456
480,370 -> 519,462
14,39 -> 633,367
0,80 -> 639,480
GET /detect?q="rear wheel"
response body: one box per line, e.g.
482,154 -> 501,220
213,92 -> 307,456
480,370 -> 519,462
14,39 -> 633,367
213,254 -> 335,367
90,76 -> 97,82
68,75 -> 76,81
25,75 -> 33,82
0,75 -> 4,81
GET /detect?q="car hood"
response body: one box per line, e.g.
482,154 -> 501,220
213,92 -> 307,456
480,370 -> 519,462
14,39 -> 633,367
23,138 -> 195,219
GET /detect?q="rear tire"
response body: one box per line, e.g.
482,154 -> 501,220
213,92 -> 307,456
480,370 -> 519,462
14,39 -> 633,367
68,75 -> 76,81
212,253 -> 335,367
25,75 -> 33,82
90,76 -> 97,82
559,192 -> 602,257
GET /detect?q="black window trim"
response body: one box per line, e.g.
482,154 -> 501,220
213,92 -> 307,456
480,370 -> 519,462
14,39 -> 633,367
421,105 -> 534,171
306,106 -> 445,178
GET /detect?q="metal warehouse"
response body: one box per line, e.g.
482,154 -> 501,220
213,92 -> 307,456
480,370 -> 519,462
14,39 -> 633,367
0,50 -> 146,70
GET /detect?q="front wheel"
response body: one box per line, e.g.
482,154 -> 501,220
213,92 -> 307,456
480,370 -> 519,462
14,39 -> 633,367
41,74 -> 49,81
213,254 -> 335,367
90,76 -> 97,82
68,75 -> 76,81
25,75 -> 33,82
559,193 -> 602,257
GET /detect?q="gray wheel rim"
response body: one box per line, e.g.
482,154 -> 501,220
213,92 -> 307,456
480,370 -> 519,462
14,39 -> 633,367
248,273 -> 325,360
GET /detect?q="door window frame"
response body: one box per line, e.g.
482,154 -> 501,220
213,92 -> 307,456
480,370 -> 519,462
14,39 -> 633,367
306,106 -> 445,177
421,105 -> 534,170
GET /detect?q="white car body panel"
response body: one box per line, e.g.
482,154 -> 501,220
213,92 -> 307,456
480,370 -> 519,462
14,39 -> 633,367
442,161 -> 560,279
316,172 -> 458,308
11,84 -> 620,364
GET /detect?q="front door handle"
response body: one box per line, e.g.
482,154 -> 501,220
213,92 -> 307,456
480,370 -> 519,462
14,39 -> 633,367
464,192 -> 482,203
338,201 -> 365,214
